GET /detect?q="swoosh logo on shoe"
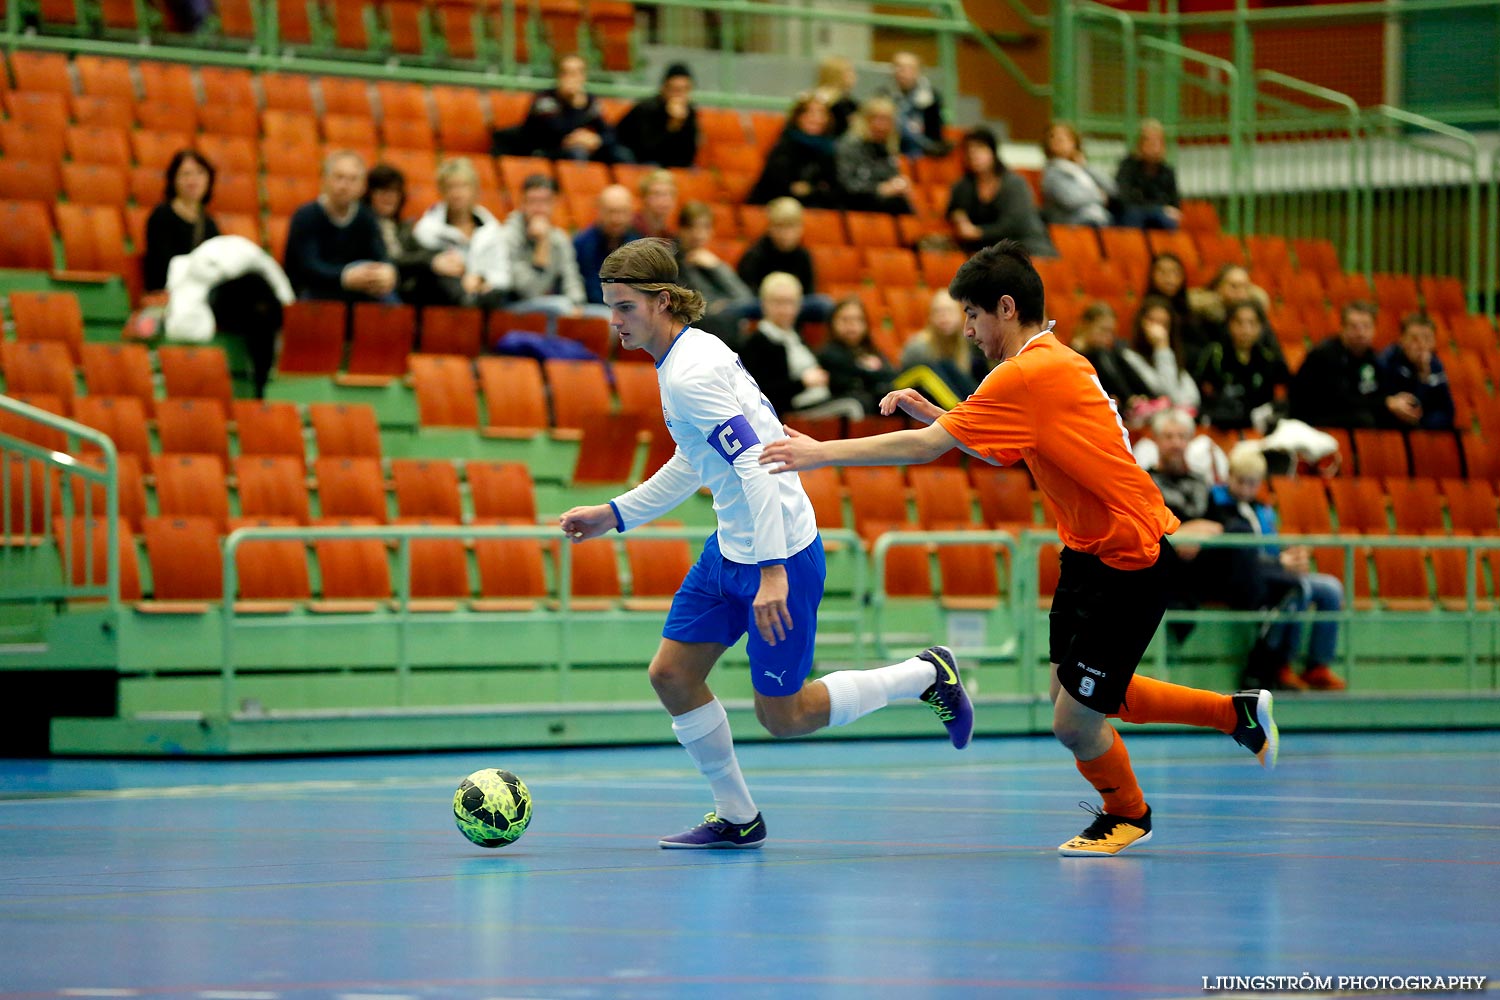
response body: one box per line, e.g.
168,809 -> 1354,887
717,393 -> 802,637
1242,705 -> 1258,730
938,659 -> 957,685
738,820 -> 761,837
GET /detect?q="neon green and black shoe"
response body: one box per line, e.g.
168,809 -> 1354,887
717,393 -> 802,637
1231,689 -> 1279,769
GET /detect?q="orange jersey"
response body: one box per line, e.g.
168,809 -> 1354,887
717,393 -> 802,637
936,331 -> 1179,569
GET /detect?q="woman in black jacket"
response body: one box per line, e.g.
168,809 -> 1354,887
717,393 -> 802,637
816,297 -> 895,413
947,127 -> 1054,257
143,150 -> 220,293
747,93 -> 842,208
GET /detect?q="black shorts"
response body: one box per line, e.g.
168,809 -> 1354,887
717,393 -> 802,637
1050,539 -> 1175,713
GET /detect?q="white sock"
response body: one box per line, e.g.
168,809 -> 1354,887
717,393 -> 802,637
820,656 -> 936,728
670,699 -> 757,824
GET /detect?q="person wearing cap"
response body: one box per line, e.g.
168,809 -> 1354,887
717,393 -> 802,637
616,63 -> 700,168
558,237 -> 975,851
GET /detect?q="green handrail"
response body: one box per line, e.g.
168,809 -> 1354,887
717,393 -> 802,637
218,523 -> 865,718
0,395 -> 121,608
1253,70 -> 1363,263
867,528 -> 1020,662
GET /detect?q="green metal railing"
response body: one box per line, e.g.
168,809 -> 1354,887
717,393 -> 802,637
866,526 -> 1500,693
0,395 -> 121,613
218,523 -> 866,716
1,0 -> 1025,112
1057,0 -> 1500,318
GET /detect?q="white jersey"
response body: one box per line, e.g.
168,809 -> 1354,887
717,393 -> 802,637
610,327 -> 819,565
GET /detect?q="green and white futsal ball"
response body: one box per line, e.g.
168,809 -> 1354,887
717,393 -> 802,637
453,768 -> 532,848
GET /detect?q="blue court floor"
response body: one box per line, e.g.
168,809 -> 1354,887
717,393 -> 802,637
0,730 -> 1496,1000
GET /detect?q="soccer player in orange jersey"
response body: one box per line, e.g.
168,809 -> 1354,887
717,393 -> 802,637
760,239 -> 1278,856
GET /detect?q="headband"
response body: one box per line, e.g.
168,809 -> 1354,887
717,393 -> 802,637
600,275 -> 670,285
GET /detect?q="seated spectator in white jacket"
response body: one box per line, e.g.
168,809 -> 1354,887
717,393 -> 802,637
410,157 -> 501,306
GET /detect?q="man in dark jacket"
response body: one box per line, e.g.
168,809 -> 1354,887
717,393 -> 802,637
283,151 -> 395,303
615,63 -> 698,168
1289,301 -> 1385,428
1378,313 -> 1454,429
504,55 -> 630,163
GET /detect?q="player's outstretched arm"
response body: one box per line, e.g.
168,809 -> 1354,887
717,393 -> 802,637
559,504 -> 617,542
760,421 -> 959,472
879,387 -> 947,425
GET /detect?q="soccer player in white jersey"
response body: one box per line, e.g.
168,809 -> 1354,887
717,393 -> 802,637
559,238 -> 974,848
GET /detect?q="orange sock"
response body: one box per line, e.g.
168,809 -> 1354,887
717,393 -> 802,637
1113,675 -> 1236,733
1075,729 -> 1147,819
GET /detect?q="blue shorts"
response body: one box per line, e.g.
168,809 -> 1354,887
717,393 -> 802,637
661,533 -> 826,697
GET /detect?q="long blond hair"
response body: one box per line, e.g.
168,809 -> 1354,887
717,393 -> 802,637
599,237 -> 706,324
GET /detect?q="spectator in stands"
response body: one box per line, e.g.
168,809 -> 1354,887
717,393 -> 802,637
485,173 -> 600,322
946,127 -> 1054,258
817,297 -> 896,414
506,55 -> 631,163
738,272 -> 863,419
836,97 -> 913,215
898,289 -> 988,409
365,163 -> 453,306
1114,119 -> 1182,231
1068,301 -> 1168,427
144,150 -> 220,294
881,51 -> 946,157
675,201 -> 755,344
635,170 -> 678,239
615,62 -> 699,168
1379,313 -> 1454,430
1144,252 -> 1202,361
1129,294 -> 1200,413
574,185 -> 642,305
736,197 -> 833,323
1195,301 -> 1291,430
747,92 -> 842,208
1147,408 -> 1264,621
1041,121 -> 1115,227
1289,300 -> 1385,428
814,55 -> 860,137
409,157 -> 501,306
1187,263 -> 1278,363
283,151 -> 395,302
1207,443 -> 1347,691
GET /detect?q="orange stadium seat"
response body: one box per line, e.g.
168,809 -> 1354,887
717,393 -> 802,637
0,201 -> 56,270
81,342 -> 155,416
142,516 -> 223,604
61,163 -> 129,208
3,122 -> 68,166
316,457 -> 389,522
473,538 -> 549,609
154,455 -> 230,531
158,345 -> 233,413
70,94 -> 134,130
229,517 -> 313,605
313,526 -> 394,606
392,459 -> 464,521
200,67 -> 258,108
233,400 -> 307,466
197,135 -> 260,174
53,516 -> 143,602
55,204 -> 128,280
343,303 -> 417,383
137,100 -> 200,135
410,354 -> 480,428
235,457 -> 313,524
132,130 -> 195,170
309,403 -> 383,461
262,72 -> 317,112
477,356 -> 549,437
156,397 -> 231,465
10,52 -> 72,94
5,90 -> 69,130
420,306 -> 484,357
63,125 -> 129,168
433,86 -> 490,153
73,395 -> 152,468
467,461 -> 537,523
9,291 -> 84,363
0,158 -> 60,209
320,76 -> 374,117
75,57 -> 135,99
